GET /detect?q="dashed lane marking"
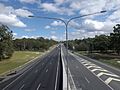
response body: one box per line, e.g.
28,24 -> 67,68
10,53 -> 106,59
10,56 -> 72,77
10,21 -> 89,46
37,83 -> 41,90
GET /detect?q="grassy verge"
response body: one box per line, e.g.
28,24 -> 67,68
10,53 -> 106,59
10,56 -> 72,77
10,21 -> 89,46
77,51 -> 120,69
0,51 -> 42,74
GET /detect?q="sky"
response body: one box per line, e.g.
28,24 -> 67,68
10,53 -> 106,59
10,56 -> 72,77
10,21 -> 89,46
0,0 -> 120,41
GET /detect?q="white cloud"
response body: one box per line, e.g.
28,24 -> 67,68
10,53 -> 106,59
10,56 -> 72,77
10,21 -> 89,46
13,33 -> 17,36
24,28 -> 35,32
41,3 -> 74,15
21,35 -> 40,39
51,21 -> 64,26
0,3 -> 28,27
41,3 -> 59,13
45,25 -> 51,29
84,19 -> 104,30
0,14 -> 26,27
54,0 -> 64,5
19,0 -> 38,4
79,0 -> 106,15
15,9 -> 33,18
51,35 -> 57,40
70,1 -> 81,10
108,9 -> 120,21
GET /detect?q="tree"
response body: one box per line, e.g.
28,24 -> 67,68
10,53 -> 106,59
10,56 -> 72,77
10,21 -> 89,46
93,35 -> 110,53
110,24 -> 120,55
0,25 -> 14,60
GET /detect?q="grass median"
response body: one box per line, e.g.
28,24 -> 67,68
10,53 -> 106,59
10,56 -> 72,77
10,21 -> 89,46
76,51 -> 120,69
0,51 -> 42,74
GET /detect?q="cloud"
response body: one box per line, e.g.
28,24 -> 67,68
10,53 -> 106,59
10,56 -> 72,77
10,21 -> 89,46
41,3 -> 74,15
13,33 -> 17,36
21,35 -> 40,39
51,21 -> 64,26
45,25 -> 51,29
51,35 -> 57,40
107,9 -> 120,21
70,1 -> 81,10
0,14 -> 26,27
41,3 -> 60,13
19,0 -> 38,4
54,0 -> 64,5
0,3 -> 28,27
24,28 -> 35,32
15,9 -> 33,18
84,19 -> 104,30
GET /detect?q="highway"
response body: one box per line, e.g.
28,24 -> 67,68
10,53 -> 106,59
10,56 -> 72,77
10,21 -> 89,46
1,44 -> 120,90
61,45 -> 120,90
0,46 -> 62,90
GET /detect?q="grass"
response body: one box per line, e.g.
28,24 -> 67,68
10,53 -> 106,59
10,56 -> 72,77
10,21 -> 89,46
77,51 -> 120,69
0,51 -> 42,74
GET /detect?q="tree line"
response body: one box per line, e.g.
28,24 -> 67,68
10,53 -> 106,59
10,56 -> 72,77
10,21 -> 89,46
0,24 -> 57,60
13,37 -> 57,51
67,24 -> 120,55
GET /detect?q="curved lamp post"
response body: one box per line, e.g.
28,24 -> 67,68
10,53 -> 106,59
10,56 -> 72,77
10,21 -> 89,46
28,10 -> 106,90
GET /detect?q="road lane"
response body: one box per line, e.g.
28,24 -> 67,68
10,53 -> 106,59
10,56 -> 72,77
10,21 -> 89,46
61,45 -> 114,90
0,46 -> 62,90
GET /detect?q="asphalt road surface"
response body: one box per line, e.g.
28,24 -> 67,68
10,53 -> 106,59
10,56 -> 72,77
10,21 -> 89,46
0,46 -> 62,90
61,45 -> 120,90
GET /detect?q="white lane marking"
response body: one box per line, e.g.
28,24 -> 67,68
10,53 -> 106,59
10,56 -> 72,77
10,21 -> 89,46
19,84 -> 24,90
37,83 -> 41,90
105,77 -> 120,84
97,72 -> 119,78
46,69 -> 48,73
91,68 -> 108,72
85,77 -> 90,83
86,66 -> 94,69
84,63 -> 90,66
71,53 -> 114,90
55,52 -> 60,90
68,66 -> 77,90
86,65 -> 101,69
61,48 -> 68,90
2,63 -> 35,90
81,62 -> 88,64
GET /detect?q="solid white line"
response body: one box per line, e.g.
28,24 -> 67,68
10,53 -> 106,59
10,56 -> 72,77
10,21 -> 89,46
37,83 -> 41,90
62,50 -> 77,90
61,47 -> 67,90
19,84 -> 24,90
55,52 -> 60,90
68,68 -> 77,90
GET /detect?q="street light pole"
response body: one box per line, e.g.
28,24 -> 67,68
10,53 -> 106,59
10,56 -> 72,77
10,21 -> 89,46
28,10 -> 106,90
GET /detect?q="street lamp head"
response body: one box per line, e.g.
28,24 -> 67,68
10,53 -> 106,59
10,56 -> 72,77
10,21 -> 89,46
100,10 -> 107,13
28,15 -> 34,17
